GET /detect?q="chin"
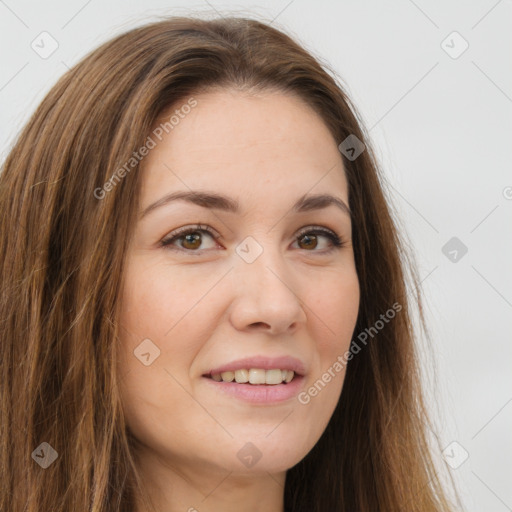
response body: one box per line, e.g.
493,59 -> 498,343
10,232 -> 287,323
222,434 -> 312,474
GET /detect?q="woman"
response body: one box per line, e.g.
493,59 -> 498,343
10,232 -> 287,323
0,15 -> 458,512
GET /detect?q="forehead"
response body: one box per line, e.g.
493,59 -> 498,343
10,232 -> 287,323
140,89 -> 348,204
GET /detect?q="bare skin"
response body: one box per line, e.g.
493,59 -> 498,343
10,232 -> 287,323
117,88 -> 360,512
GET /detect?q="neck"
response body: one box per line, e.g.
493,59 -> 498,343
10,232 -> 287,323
132,446 -> 287,512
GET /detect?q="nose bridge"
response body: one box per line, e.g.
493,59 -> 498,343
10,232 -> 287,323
234,234 -> 289,292
229,234 -> 306,332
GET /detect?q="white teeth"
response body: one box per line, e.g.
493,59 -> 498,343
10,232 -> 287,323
220,371 -> 234,382
234,369 -> 249,383
249,369 -> 266,384
211,369 -> 296,385
265,369 -> 283,384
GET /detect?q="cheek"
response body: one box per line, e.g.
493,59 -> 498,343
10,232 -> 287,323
119,258 -> 214,339
309,271 -> 360,356
116,261 -> 211,445
290,271 -> 359,450
303,270 -> 359,390
117,258 -> 222,399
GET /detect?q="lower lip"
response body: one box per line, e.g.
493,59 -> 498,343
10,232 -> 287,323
202,375 -> 305,404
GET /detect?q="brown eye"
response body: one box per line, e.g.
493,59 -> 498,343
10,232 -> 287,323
298,233 -> 318,250
161,226 -> 218,252
181,232 -> 202,250
293,227 -> 344,253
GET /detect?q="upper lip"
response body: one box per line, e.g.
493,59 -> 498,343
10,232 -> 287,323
204,355 -> 307,377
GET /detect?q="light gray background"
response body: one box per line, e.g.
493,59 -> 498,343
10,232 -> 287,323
1,1 -> 511,510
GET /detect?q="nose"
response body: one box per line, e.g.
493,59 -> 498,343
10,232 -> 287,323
228,244 -> 307,335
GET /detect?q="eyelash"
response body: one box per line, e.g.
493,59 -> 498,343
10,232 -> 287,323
160,224 -> 346,254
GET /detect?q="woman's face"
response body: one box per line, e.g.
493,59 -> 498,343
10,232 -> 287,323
117,89 -> 360,479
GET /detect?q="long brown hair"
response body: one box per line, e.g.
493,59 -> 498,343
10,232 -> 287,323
0,15 -> 458,511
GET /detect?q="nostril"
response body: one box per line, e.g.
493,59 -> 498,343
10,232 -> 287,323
249,322 -> 270,329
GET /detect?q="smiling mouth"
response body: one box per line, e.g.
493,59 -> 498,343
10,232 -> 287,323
204,368 -> 296,385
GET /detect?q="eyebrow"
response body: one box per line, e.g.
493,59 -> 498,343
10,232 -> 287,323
140,190 -> 351,219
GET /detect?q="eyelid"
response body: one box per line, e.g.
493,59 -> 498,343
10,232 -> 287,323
295,225 -> 336,238
164,223 -> 221,241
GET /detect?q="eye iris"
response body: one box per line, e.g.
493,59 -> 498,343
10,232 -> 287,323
299,234 -> 317,250
182,232 -> 202,250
